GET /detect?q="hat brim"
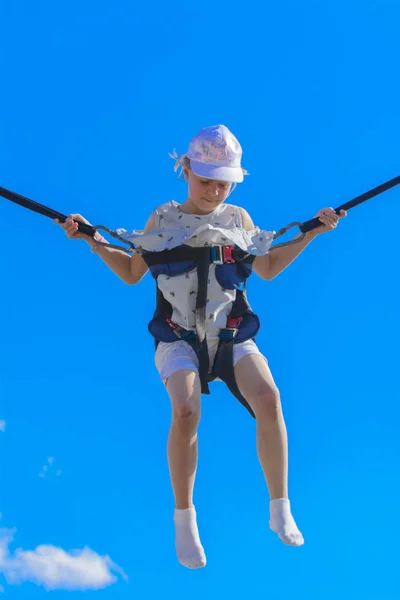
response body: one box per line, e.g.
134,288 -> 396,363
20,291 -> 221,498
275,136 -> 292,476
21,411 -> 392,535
190,160 -> 244,183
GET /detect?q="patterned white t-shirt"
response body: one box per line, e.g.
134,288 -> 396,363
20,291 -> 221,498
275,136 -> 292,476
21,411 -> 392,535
118,200 -> 274,341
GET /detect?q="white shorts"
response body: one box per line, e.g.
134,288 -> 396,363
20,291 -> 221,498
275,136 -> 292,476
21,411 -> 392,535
155,338 -> 267,384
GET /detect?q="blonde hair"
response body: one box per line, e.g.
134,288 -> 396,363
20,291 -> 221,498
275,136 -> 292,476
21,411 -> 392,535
169,151 -> 191,178
169,150 -> 249,181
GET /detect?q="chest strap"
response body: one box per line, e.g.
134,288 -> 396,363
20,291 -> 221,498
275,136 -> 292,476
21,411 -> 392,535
142,244 -> 253,267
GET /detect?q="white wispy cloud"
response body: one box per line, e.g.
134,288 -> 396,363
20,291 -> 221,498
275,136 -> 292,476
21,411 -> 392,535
0,528 -> 127,591
39,457 -> 61,479
0,421 -> 5,432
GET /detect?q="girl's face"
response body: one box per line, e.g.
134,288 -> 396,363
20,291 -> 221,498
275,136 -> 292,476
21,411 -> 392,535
183,167 -> 233,214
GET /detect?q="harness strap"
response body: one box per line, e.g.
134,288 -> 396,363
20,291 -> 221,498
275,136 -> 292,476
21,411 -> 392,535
163,285 -> 256,418
194,249 -> 211,394
214,283 -> 255,417
143,245 -> 254,396
144,247 -> 212,394
142,245 -> 254,266
214,340 -> 255,418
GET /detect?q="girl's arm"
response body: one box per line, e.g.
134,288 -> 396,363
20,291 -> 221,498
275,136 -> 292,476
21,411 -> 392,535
239,207 -> 345,281
58,212 -> 156,285
88,213 -> 156,284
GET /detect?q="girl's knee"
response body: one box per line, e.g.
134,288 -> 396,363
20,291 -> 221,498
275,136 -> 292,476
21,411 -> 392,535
167,371 -> 201,431
171,401 -> 200,436
251,384 -> 281,422
172,400 -> 200,421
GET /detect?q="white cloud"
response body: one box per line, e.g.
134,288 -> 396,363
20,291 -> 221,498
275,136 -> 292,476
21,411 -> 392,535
0,421 -> 5,432
0,528 -> 127,591
39,457 -> 59,478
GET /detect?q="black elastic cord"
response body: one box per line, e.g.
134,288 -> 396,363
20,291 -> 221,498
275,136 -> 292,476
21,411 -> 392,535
0,186 -> 96,237
300,176 -> 400,233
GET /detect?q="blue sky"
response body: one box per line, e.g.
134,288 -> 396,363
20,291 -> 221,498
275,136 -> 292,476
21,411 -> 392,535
0,0 -> 399,597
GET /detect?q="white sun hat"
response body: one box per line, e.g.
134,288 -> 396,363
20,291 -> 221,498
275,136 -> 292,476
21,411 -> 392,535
186,124 -> 244,183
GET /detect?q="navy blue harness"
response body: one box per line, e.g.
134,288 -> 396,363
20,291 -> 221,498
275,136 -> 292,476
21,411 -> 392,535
141,244 -> 260,417
1,178 -> 399,418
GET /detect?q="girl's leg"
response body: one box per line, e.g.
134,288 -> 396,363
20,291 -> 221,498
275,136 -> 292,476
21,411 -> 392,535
234,354 -> 304,546
166,368 -> 201,510
165,368 -> 206,568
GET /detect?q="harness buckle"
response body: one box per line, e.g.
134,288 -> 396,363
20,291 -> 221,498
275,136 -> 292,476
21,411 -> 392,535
218,316 -> 243,341
166,318 -> 196,341
210,245 -> 236,265
178,329 -> 196,341
226,316 -> 243,329
210,245 -> 223,264
166,317 -> 177,329
222,246 -> 235,264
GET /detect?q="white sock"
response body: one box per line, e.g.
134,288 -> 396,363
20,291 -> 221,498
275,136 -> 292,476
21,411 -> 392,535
174,506 -> 207,569
269,498 -> 304,546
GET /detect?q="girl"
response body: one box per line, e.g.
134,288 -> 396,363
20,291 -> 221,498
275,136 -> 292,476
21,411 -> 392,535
56,124 -> 346,569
